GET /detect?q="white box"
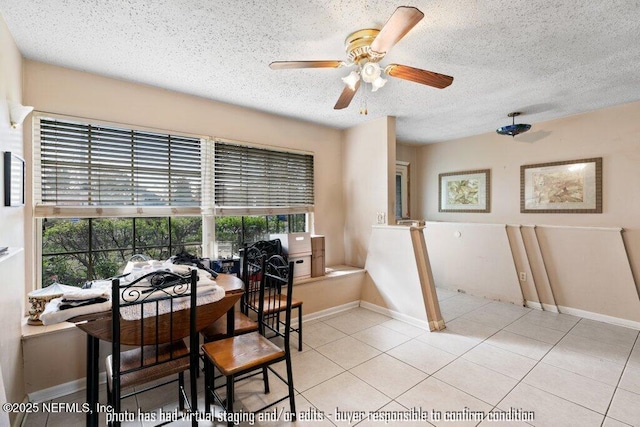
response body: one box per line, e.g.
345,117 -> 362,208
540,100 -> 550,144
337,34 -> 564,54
270,232 -> 311,256
289,255 -> 311,279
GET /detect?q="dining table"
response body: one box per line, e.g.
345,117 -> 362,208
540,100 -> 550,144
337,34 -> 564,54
68,273 -> 244,427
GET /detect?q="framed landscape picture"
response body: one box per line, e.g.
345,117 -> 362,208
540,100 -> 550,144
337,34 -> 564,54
438,169 -> 490,213
520,157 -> 602,213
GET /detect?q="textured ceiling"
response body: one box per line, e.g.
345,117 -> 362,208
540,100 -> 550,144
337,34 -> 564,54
1,0 -> 639,144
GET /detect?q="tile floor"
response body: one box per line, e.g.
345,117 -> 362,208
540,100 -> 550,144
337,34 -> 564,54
24,288 -> 640,427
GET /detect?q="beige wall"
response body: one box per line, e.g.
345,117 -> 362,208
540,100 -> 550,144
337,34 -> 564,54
418,101 -> 640,286
291,273 -> 364,319
21,326 -> 93,396
23,60 -> 346,278
0,14 -> 26,423
342,116 -> 396,267
420,100 -> 640,226
535,226 -> 639,322
0,18 -> 24,245
423,222 -> 523,304
362,225 -> 443,330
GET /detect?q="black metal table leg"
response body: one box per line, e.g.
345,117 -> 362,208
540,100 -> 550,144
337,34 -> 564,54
86,335 -> 99,427
226,307 -> 235,337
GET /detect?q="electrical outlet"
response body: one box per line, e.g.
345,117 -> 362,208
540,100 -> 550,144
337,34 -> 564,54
376,212 -> 386,224
519,272 -> 527,282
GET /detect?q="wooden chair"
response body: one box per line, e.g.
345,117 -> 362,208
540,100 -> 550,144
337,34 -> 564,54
200,246 -> 260,342
107,269 -> 199,427
245,241 -> 303,351
202,255 -> 296,426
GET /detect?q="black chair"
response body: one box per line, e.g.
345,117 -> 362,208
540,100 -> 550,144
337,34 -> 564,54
201,255 -> 296,426
240,245 -> 266,317
200,246 -> 260,342
107,269 -> 199,427
252,239 -> 283,259
245,241 -> 303,351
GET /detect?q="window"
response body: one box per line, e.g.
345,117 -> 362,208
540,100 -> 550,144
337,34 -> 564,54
215,214 -> 306,258
35,117 -> 202,215
213,140 -> 314,257
34,116 -> 315,286
42,217 -> 202,287
34,115 -> 205,287
214,141 -> 314,214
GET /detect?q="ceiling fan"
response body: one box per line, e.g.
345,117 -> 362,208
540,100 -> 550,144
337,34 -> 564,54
269,6 -> 454,110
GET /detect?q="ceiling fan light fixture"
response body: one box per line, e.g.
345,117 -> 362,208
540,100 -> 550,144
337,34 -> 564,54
496,112 -> 532,137
361,62 -> 382,83
371,76 -> 387,92
342,70 -> 361,90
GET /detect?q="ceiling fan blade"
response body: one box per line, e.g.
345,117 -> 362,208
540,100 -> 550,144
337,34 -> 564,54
370,6 -> 424,56
334,80 -> 361,110
385,64 -> 453,89
269,60 -> 345,70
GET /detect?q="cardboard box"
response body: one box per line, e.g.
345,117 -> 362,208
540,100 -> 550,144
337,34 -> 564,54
311,235 -> 325,277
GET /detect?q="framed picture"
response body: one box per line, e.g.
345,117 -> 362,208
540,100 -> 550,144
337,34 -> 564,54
438,169 -> 491,213
520,157 -> 602,213
4,152 -> 25,207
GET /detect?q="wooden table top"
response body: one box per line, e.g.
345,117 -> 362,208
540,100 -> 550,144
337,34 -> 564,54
71,273 -> 244,344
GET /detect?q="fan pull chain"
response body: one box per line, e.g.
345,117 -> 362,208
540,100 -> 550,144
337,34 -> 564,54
359,84 -> 368,115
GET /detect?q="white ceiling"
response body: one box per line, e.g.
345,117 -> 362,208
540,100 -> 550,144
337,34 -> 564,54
1,0 -> 639,144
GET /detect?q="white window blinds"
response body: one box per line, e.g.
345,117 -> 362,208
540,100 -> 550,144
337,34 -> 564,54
34,116 -> 202,217
214,141 -> 314,215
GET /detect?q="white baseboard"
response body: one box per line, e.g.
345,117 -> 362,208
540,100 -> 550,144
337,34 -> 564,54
525,301 -> 543,310
541,303 -> 559,313
28,373 -> 106,404
292,301 -> 360,326
558,305 -> 640,331
359,301 -> 432,331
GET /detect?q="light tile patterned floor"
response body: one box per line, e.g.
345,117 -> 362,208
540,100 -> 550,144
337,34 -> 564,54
24,290 -> 640,427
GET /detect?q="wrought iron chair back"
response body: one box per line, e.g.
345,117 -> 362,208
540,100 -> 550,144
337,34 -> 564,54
240,241 -> 303,351
109,269 -> 199,426
258,255 -> 294,342
240,245 -> 265,317
252,239 -> 283,259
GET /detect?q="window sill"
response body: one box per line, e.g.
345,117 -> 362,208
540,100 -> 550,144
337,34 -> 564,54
294,265 -> 365,286
21,317 -> 78,340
